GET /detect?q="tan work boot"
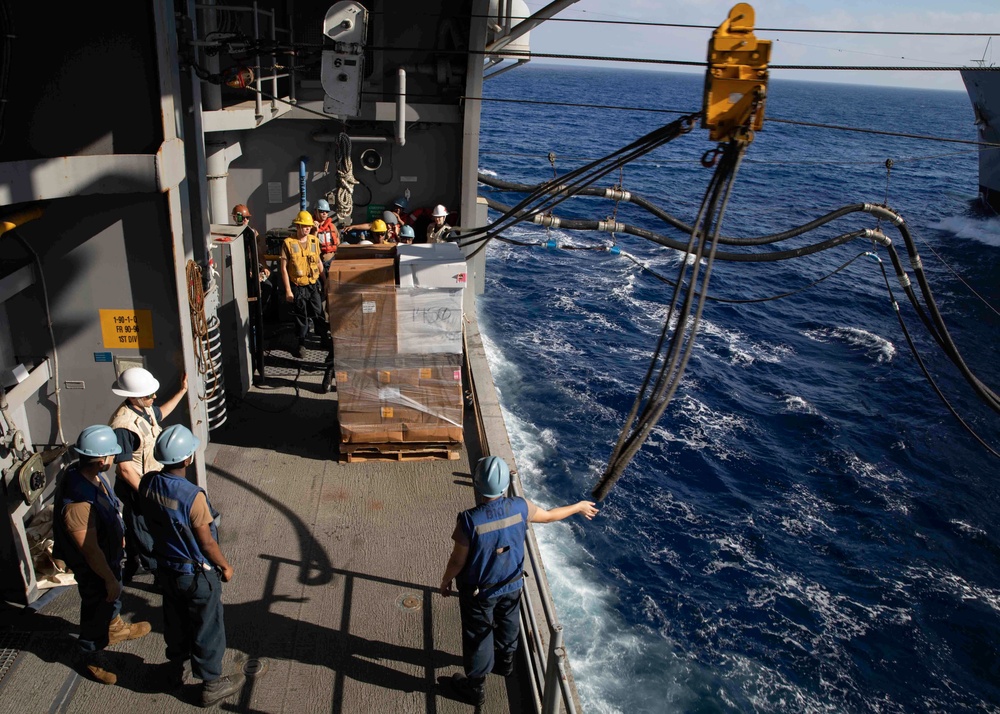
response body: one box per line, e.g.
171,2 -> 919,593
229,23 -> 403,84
86,662 -> 118,685
107,615 -> 152,645
80,651 -> 117,685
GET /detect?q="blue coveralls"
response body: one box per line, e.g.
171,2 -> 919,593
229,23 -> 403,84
52,468 -> 125,654
456,496 -> 529,684
140,471 -> 226,681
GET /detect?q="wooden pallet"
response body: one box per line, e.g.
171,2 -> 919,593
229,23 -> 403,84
339,442 -> 462,463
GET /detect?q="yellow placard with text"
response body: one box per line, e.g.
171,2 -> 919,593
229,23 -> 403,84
99,309 -> 154,349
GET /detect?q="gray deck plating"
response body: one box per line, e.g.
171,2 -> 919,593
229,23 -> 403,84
0,363 -> 530,712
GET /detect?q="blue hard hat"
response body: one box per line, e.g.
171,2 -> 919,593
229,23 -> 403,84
316,198 -> 331,212
392,196 -> 408,210
154,424 -> 201,465
399,225 -> 415,239
473,456 -> 510,498
74,425 -> 123,458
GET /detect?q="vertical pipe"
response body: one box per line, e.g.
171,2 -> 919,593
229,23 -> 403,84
541,625 -> 564,714
253,0 -> 262,120
270,9 -> 277,112
205,139 -> 230,223
396,68 -> 406,146
288,12 -> 296,104
201,0 -> 222,111
299,157 -> 308,211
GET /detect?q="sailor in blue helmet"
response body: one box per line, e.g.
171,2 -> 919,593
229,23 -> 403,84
139,425 -> 245,707
52,425 -> 152,685
397,224 -> 416,245
440,456 -> 598,705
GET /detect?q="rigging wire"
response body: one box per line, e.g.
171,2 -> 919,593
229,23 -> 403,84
871,253 -> 1000,458
481,171 -> 1000,446
594,139 -> 748,501
465,96 -> 1000,149
618,249 -> 877,304
462,12 -> 1000,36
365,45 -> 1000,73
458,113 -> 701,259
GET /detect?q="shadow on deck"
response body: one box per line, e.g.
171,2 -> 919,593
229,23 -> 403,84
0,344 -> 532,713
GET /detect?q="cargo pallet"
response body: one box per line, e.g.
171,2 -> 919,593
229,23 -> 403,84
339,442 -> 462,463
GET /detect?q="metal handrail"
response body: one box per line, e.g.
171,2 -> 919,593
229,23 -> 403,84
193,2 -> 289,113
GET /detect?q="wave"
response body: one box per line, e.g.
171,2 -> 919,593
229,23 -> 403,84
931,215 -> 1000,248
783,395 -> 819,415
646,395 -> 751,461
803,326 -> 896,364
697,320 -> 794,367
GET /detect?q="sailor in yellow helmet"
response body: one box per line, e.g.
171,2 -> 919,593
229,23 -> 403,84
280,210 -> 329,358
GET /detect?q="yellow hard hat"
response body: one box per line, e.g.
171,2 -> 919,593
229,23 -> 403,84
371,218 -> 387,233
293,210 -> 314,227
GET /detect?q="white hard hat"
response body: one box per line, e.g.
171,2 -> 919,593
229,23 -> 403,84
432,204 -> 448,218
112,367 -> 160,398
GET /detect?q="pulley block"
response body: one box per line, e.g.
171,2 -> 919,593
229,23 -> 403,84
16,453 -> 46,506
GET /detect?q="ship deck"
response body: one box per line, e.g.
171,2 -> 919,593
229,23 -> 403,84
0,337 -> 533,712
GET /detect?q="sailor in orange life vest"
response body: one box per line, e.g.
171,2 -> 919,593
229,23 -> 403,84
440,456 -> 598,706
108,367 -> 188,582
281,210 -> 330,358
312,198 -> 339,273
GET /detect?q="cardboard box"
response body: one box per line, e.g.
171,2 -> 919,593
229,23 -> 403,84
404,423 -> 464,443
327,259 -> 395,289
338,415 -> 404,444
396,288 -> 464,354
334,244 -> 397,261
329,284 -> 397,361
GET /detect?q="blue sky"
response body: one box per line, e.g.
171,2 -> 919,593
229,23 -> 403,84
524,0 -> 1000,90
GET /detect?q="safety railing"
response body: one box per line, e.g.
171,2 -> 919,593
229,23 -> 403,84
192,2 -> 295,119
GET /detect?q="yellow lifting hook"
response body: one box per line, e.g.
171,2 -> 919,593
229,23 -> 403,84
702,3 -> 772,143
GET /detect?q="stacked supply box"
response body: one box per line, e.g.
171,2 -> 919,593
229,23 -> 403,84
396,243 -> 466,354
327,257 -> 396,362
331,243 -> 468,448
334,355 -> 464,443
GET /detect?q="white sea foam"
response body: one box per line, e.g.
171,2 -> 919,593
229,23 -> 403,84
841,451 -> 910,515
931,215 -> 1000,248
478,167 -> 499,178
804,326 -> 896,363
779,483 -> 836,538
645,395 -> 750,461
698,319 -> 794,367
903,564 -> 1000,614
950,519 -> 988,539
783,395 -> 819,415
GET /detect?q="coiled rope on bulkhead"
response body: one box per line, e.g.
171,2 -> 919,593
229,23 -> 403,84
331,132 -> 358,224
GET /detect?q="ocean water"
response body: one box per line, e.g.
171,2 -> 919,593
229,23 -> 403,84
476,66 -> 1000,713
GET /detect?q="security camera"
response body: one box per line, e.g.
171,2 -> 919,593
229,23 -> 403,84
360,148 -> 382,171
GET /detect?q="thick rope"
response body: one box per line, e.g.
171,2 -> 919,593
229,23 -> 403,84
332,133 -> 358,223
186,261 -> 218,400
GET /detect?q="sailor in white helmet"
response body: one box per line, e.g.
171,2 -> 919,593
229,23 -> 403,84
426,204 -> 452,243
108,367 -> 188,581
